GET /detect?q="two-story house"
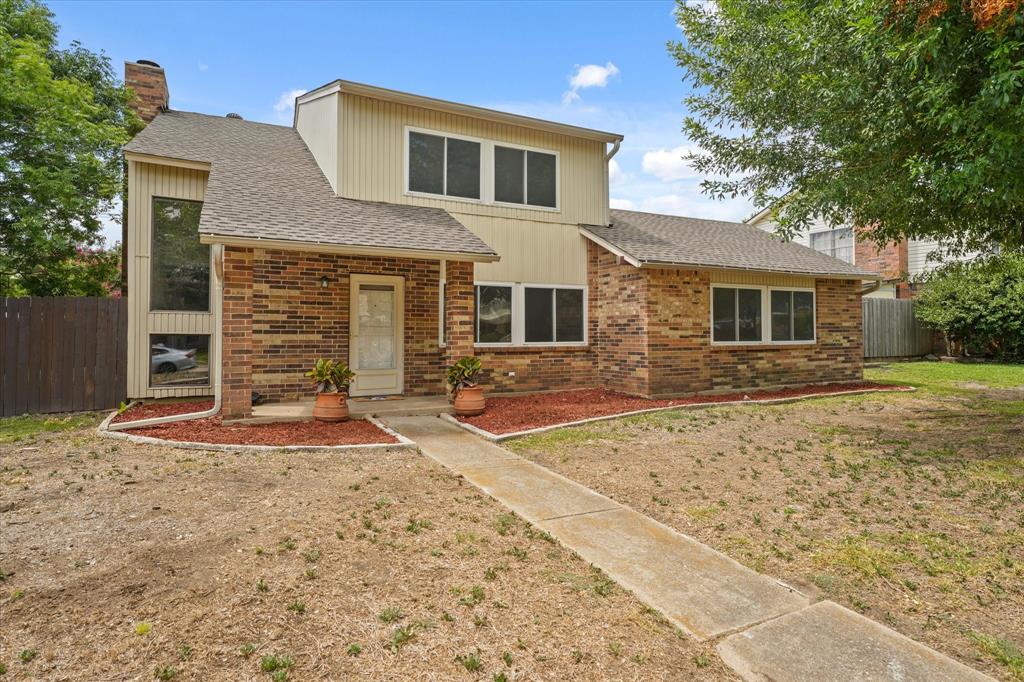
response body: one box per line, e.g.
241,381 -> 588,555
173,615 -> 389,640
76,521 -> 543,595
121,60 -> 876,419
746,208 -> 974,299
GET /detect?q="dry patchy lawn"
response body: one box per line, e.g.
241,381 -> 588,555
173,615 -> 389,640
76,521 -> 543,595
509,362 -> 1024,681
0,417 -> 733,680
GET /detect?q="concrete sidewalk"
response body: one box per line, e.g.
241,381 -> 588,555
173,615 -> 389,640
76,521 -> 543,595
386,415 -> 993,682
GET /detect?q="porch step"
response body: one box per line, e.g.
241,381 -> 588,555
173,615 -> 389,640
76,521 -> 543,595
228,395 -> 452,424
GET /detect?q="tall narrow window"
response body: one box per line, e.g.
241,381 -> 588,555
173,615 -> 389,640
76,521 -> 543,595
494,146 -> 524,204
150,198 -> 208,311
408,131 -> 481,199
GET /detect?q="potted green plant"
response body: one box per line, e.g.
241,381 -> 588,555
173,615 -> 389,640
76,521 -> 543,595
446,356 -> 485,416
305,359 -> 356,422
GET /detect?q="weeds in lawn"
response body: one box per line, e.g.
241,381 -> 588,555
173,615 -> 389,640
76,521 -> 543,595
0,413 -> 99,444
378,607 -> 403,623
969,631 -> 1024,678
287,600 -> 306,615
406,518 -> 433,534
240,643 -> 256,658
388,625 -> 417,653
301,548 -> 320,563
259,653 -> 294,674
19,649 -> 37,663
459,585 -> 485,607
456,649 -> 483,671
154,665 -> 178,680
346,643 -> 362,656
134,622 -> 152,636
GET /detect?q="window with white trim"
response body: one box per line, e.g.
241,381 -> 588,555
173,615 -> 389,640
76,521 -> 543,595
711,286 -> 816,345
408,131 -> 481,199
712,287 -> 763,343
770,290 -> 815,342
809,228 -> 853,263
494,146 -> 557,208
474,283 -> 586,345
406,128 -> 559,210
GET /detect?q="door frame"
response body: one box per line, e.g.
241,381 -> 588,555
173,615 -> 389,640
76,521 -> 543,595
349,273 -> 405,397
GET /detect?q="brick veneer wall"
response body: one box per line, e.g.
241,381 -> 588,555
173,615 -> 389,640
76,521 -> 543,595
588,241 -> 649,395
220,246 -> 465,417
124,61 -> 169,124
854,234 -> 907,282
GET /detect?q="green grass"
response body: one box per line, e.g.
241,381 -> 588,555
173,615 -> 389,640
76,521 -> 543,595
0,413 -> 101,444
506,424 -> 628,452
968,631 -> 1024,679
866,361 -> 1024,394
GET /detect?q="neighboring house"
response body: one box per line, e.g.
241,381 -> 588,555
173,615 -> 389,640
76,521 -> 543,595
746,208 -> 970,299
121,60 -> 877,419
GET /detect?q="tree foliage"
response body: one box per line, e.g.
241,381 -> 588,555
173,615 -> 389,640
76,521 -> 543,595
914,251 -> 1024,358
671,0 -> 1024,254
0,0 -> 141,296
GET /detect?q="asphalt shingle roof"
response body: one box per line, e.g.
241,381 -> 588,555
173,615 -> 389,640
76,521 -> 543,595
582,209 -> 877,279
124,111 -> 498,259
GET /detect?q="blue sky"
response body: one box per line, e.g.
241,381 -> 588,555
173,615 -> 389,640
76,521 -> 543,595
49,0 -> 752,245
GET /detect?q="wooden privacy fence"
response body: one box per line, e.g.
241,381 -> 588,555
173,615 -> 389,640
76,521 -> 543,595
863,298 -> 934,358
1,297 -> 128,417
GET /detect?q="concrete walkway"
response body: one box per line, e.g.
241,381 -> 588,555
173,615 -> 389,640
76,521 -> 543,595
385,415 -> 993,682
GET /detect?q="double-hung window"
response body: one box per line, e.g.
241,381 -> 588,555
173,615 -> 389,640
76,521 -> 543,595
711,286 -> 815,345
809,228 -> 853,263
475,283 -> 585,345
407,131 -> 481,199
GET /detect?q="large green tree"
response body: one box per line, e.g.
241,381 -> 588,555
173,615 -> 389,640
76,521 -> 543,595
672,0 -> 1024,253
0,0 -> 140,296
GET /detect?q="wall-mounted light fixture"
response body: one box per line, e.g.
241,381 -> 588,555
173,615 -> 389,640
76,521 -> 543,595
320,275 -> 331,289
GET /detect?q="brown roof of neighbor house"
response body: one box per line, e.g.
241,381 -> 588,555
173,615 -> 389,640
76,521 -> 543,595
123,110 -> 498,260
581,209 -> 878,279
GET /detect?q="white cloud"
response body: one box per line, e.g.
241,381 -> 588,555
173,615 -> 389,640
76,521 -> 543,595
562,62 -> 619,106
608,159 -> 626,186
609,197 -> 636,210
198,62 -> 209,72
273,88 -> 307,122
641,145 -> 700,182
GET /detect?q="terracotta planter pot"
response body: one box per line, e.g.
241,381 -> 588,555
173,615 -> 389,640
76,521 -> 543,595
312,392 -> 349,422
453,385 -> 485,416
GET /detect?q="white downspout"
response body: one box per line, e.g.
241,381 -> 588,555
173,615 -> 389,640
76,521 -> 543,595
605,138 -> 621,162
107,244 -> 225,431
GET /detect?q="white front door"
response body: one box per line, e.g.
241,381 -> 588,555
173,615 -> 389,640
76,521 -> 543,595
349,274 -> 404,397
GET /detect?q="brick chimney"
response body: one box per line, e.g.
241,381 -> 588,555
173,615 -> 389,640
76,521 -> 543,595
124,59 -> 169,123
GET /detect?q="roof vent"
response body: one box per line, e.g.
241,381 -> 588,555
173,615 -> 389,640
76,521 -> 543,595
136,59 -> 161,68
226,112 -> 243,120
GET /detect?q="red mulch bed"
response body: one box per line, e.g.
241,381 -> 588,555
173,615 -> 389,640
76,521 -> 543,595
111,400 -> 397,446
459,383 -> 912,435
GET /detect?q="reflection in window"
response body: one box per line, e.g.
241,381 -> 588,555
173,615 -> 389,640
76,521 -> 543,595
810,228 -> 853,263
771,290 -> 815,341
151,198 -> 209,311
713,287 -> 762,343
150,334 -> 210,387
475,285 -> 512,343
494,146 -> 557,208
408,131 -> 481,199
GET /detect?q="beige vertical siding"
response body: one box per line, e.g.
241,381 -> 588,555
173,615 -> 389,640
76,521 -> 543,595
126,161 -> 212,398
336,92 -> 607,286
709,270 -> 816,288
295,92 -> 340,192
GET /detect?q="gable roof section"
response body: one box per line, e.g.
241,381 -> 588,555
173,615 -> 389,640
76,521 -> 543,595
124,111 -> 498,261
581,209 -> 877,279
298,80 -> 623,144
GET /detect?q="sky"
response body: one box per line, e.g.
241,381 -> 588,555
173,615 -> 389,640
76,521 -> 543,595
48,0 -> 752,245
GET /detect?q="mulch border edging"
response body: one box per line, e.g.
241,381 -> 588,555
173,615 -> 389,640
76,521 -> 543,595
441,386 -> 916,442
96,407 -> 415,453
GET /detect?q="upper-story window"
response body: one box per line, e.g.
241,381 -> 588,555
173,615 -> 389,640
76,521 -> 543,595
810,227 -> 853,263
494,146 -> 557,208
408,131 -> 481,199
405,128 -> 559,210
150,198 -> 209,311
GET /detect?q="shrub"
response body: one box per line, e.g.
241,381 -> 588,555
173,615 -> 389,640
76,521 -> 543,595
914,252 -> 1024,359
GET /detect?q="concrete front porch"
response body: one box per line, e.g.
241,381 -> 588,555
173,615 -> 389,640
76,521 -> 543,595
227,394 -> 452,424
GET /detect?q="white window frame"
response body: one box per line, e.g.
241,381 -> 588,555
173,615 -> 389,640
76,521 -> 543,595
710,285 -> 816,346
403,126 -> 560,213
438,260 -> 446,347
473,281 -> 587,348
809,227 -> 854,264
491,141 -> 561,212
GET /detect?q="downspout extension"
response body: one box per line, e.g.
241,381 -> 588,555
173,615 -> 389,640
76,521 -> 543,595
106,244 -> 225,431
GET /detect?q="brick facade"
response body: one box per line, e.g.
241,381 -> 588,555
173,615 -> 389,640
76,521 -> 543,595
124,61 -> 169,124
219,241 -> 864,416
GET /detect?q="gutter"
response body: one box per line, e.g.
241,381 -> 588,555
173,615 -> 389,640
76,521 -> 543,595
860,279 -> 883,296
106,244 -> 225,432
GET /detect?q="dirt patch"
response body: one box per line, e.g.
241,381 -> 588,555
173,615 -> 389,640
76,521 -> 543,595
509,376 -> 1023,680
461,383 -> 910,435
0,422 -> 733,680
112,400 -> 397,447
